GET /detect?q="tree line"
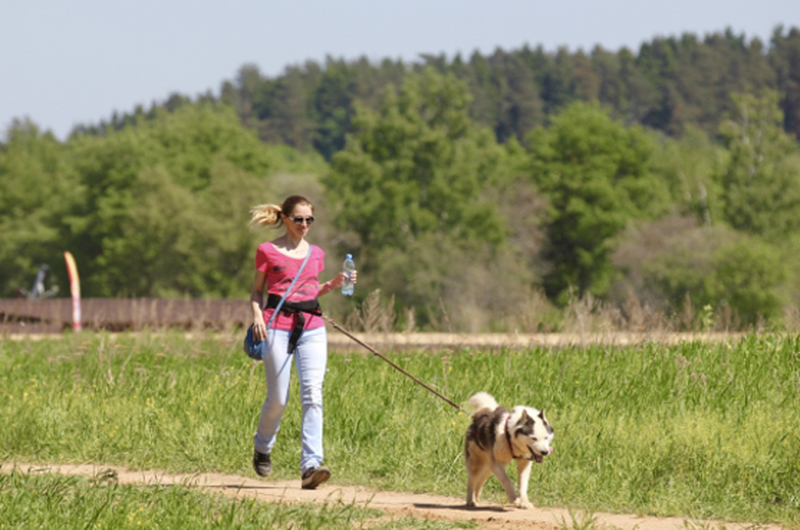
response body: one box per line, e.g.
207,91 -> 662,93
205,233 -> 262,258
2,27 -> 800,331
77,26 -> 800,158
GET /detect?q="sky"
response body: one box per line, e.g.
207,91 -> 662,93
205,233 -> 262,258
2,0 -> 798,141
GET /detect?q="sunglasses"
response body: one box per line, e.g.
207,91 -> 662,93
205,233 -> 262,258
289,216 -> 315,225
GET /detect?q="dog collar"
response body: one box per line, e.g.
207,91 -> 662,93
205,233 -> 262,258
504,415 -> 520,459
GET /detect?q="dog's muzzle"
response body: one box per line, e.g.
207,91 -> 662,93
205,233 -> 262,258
530,446 -> 553,463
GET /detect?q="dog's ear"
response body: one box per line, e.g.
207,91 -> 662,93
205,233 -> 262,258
517,410 -> 535,432
539,409 -> 554,434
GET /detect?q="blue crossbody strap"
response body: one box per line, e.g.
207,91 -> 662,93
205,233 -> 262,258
244,246 -> 314,361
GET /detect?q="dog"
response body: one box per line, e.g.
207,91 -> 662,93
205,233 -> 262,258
464,392 -> 554,509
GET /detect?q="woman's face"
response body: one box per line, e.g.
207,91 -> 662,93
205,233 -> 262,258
284,204 -> 314,239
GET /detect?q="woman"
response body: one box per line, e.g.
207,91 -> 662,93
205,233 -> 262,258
248,195 -> 355,489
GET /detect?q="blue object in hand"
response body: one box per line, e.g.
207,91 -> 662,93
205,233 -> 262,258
244,324 -> 265,360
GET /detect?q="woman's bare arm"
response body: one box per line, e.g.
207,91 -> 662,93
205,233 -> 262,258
251,269 -> 268,341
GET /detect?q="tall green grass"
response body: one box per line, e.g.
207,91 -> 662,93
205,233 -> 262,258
1,332 -> 798,525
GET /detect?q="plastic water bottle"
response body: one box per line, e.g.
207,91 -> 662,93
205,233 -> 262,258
342,254 -> 355,296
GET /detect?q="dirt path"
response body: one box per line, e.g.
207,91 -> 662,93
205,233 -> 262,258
6,331 -> 747,349
2,463 -> 786,530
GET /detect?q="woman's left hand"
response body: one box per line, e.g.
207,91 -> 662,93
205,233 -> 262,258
329,271 -> 356,289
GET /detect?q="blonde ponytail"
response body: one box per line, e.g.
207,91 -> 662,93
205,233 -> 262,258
249,203 -> 283,229
250,195 -> 313,229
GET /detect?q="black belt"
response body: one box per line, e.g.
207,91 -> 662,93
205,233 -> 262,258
266,294 -> 323,354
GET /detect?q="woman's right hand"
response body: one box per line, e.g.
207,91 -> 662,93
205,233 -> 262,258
251,269 -> 268,342
253,316 -> 268,342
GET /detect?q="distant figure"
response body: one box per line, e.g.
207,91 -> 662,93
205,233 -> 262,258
26,264 -> 58,299
248,195 -> 356,489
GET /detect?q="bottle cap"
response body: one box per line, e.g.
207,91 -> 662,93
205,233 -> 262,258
346,254 -> 353,260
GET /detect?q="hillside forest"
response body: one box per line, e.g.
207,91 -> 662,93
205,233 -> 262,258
2,26 -> 800,332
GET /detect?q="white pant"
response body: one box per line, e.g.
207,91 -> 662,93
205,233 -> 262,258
253,326 -> 327,473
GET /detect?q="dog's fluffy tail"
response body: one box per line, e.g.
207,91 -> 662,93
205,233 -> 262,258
467,392 -> 498,413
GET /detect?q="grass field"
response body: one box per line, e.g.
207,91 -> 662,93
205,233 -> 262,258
1,332 -> 798,526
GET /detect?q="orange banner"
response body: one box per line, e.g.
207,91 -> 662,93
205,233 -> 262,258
63,251 -> 82,332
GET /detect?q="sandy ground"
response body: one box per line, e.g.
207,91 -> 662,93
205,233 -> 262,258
2,462 -> 786,530
324,331 -> 746,351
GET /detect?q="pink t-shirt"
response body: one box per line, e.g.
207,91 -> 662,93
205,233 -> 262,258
255,242 -> 326,331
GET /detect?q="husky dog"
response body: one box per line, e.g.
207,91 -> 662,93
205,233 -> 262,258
464,392 -> 554,509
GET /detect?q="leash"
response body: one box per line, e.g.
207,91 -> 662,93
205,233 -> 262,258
323,315 -> 468,414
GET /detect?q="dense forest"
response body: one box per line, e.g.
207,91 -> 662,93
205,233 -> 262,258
78,26 -> 800,154
2,26 -> 800,332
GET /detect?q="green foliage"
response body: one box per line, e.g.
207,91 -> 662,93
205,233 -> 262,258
770,26 -> 800,139
85,27 -> 799,162
5,30 -> 800,327
649,126 -> 728,226
707,237 -> 788,322
0,105 -> 274,298
65,104 -> 271,297
617,222 -> 788,325
263,142 -> 329,177
0,121 -> 79,297
311,58 -> 361,160
327,68 -> 523,326
529,102 -> 671,302
189,27 -> 800,155
2,334 -> 800,525
329,67 -> 507,248
614,104 -> 799,322
720,91 -> 800,240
